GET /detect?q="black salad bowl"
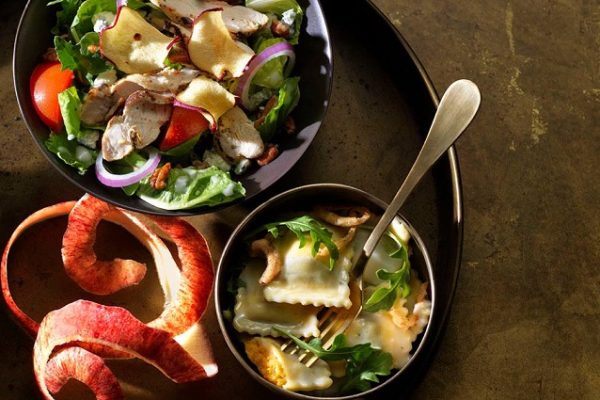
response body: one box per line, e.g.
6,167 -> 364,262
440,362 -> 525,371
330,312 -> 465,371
13,0 -> 332,215
215,183 -> 437,400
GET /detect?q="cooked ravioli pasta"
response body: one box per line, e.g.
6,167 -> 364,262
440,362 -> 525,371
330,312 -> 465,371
263,229 -> 353,308
234,261 -> 320,338
345,275 -> 431,368
245,337 -> 333,391
231,210 -> 430,395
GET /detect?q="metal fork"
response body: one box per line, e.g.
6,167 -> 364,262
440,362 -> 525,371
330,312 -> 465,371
280,79 -> 481,366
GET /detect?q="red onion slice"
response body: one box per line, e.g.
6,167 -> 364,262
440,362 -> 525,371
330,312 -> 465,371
235,41 -> 295,110
95,148 -> 160,188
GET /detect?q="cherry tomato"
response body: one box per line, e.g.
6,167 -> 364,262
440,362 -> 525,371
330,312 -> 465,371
29,62 -> 74,132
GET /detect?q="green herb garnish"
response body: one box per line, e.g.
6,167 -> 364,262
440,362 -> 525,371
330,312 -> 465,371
274,328 -> 393,393
257,215 -> 339,269
363,237 -> 411,313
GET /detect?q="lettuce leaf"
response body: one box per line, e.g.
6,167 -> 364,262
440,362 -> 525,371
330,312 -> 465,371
258,76 -> 300,141
136,166 -> 245,210
70,0 -> 147,41
252,37 -> 286,89
245,0 -> 303,44
45,132 -> 97,175
57,86 -> 81,139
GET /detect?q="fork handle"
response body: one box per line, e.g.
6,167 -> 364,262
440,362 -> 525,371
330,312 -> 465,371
357,80 -> 480,274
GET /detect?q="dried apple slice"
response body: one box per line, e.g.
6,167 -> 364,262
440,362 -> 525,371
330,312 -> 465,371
188,9 -> 254,79
34,300 -> 210,400
175,75 -> 235,130
100,7 -> 172,74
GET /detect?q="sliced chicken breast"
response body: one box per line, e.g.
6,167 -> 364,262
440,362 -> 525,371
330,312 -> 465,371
101,91 -> 173,161
123,91 -> 173,149
150,0 -> 268,34
217,106 -> 264,160
112,68 -> 200,99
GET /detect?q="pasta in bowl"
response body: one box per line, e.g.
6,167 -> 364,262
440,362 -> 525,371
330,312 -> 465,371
215,184 -> 436,399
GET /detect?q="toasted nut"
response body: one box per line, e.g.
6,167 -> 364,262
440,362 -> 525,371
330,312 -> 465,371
87,44 -> 100,54
251,238 -> 282,285
256,145 -> 279,166
149,162 -> 172,190
42,47 -> 58,62
271,19 -> 290,38
254,95 -> 279,129
285,115 -> 296,134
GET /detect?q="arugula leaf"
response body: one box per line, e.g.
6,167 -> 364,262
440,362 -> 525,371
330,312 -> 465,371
54,35 -> 113,85
49,0 -> 83,35
363,242 -> 411,313
258,76 -> 300,141
259,215 -> 338,269
45,132 -> 97,174
274,328 -> 393,393
57,86 -> 81,139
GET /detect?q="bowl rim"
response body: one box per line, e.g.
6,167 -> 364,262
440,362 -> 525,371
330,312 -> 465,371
215,183 -> 437,400
13,0 -> 334,216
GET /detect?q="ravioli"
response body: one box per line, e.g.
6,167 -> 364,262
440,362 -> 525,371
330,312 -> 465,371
352,218 -> 411,286
245,337 -> 333,391
262,229 -> 353,308
345,275 -> 431,369
233,261 -> 320,338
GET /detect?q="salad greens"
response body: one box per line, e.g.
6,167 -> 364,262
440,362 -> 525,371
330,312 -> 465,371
255,215 -> 339,269
275,328 -> 393,393
258,77 -> 300,141
245,0 -> 304,44
42,0 -> 304,210
136,166 -> 245,210
57,87 -> 82,139
252,37 -> 287,89
54,35 -> 113,85
364,235 -> 412,313
45,132 -> 97,174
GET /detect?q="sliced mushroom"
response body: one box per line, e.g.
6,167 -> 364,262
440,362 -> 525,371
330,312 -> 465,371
217,106 -> 264,160
112,68 -> 200,99
150,0 -> 268,35
123,90 -> 173,149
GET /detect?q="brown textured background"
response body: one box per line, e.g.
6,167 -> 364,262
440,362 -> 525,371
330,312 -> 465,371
1,0 -> 598,399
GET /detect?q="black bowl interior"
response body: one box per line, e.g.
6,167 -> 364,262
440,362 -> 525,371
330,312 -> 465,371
215,184 -> 437,400
13,0 -> 332,216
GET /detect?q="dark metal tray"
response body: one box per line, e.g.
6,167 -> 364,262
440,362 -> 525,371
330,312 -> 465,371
1,0 -> 462,398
